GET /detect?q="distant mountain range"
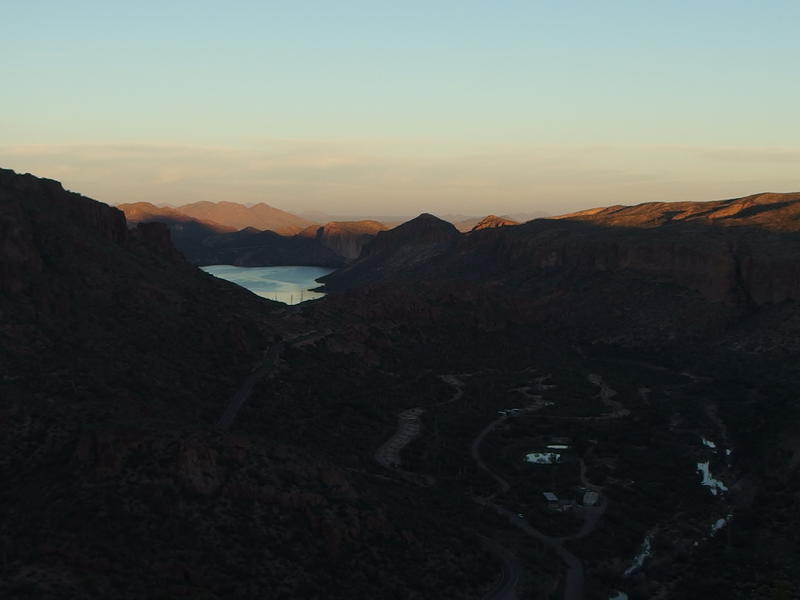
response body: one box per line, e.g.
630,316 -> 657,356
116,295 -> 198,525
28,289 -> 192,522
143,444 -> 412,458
117,202 -> 378,266
175,200 -> 312,234
118,200 -> 519,266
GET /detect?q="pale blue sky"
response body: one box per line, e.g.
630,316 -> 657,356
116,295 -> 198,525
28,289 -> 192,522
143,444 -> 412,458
2,1 -> 798,215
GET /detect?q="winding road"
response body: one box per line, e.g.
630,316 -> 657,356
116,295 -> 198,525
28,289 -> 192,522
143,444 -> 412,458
372,373 -> 610,600
467,381 -> 608,600
217,329 -> 331,430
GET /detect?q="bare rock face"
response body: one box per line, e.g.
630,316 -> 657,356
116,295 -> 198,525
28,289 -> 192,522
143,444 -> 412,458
555,192 -> 800,231
503,193 -> 800,305
469,214 -> 519,231
128,221 -> 184,261
297,220 -> 388,260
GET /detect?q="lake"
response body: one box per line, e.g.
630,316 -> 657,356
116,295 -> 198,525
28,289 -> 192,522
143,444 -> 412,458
201,265 -> 336,305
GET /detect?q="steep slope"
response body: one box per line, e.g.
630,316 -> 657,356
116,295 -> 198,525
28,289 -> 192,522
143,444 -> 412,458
317,213 -> 460,289
118,201 -> 239,263
177,200 -> 312,234
0,168 -> 283,422
199,227 -> 345,267
297,220 -> 388,260
0,168 -> 497,600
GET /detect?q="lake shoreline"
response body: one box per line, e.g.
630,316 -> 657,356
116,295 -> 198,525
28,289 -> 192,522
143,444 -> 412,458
201,265 -> 337,305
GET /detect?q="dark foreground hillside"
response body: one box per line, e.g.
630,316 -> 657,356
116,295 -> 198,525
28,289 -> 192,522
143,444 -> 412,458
0,169 -> 494,599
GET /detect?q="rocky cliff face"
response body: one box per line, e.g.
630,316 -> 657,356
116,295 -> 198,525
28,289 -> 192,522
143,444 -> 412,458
323,194 -> 800,309
298,220 -> 387,260
469,214 -> 519,231
470,198 -> 800,305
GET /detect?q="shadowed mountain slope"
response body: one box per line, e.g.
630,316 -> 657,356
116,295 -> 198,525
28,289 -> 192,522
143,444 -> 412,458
1,169 -> 281,421
317,213 -> 460,289
198,226 -> 346,267
0,168 -> 497,600
117,201 -> 232,231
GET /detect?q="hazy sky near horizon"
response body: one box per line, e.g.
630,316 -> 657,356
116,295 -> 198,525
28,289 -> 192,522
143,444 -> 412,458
2,1 -> 799,216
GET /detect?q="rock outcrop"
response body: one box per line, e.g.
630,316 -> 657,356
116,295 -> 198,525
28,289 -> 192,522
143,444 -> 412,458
469,214 -> 519,231
298,220 -> 388,260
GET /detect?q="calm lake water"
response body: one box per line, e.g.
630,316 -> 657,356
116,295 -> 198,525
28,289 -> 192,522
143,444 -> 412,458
201,265 -> 336,305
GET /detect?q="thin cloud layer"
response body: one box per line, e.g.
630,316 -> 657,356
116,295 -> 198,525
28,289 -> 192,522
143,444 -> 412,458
1,141 -> 798,216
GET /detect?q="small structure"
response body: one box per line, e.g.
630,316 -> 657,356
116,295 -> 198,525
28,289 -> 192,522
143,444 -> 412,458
543,492 -> 559,503
547,444 -> 570,450
583,491 -> 600,506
